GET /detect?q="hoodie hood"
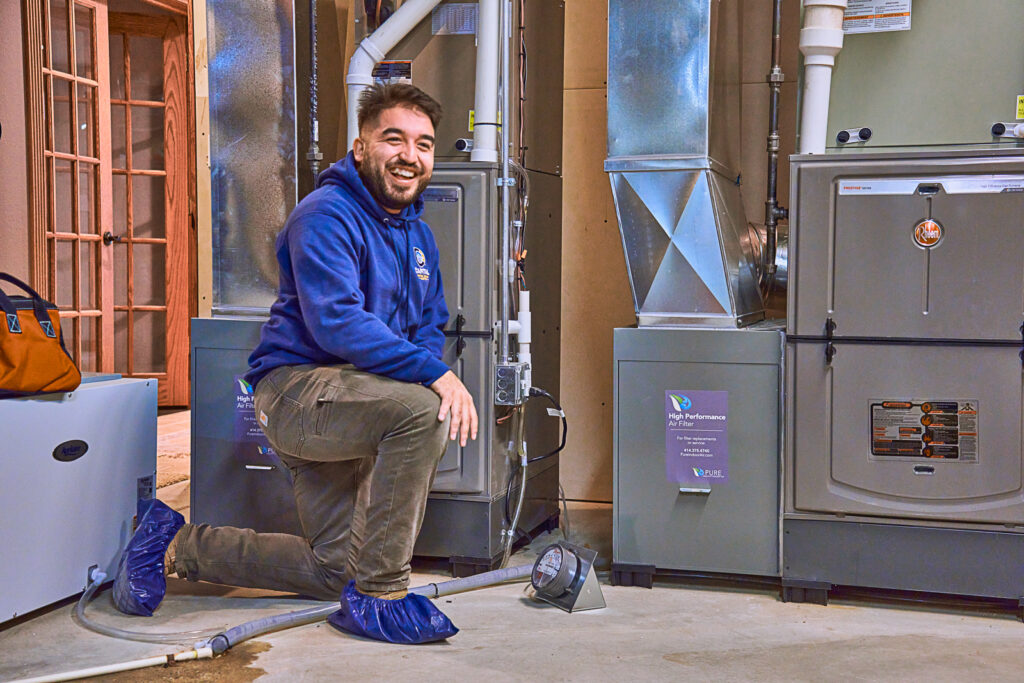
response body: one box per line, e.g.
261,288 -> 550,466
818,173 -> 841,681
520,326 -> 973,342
316,151 -> 425,225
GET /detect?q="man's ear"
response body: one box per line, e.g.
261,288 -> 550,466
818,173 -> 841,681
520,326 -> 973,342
352,136 -> 365,162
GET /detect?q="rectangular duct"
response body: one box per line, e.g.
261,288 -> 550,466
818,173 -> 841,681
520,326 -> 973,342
606,0 -> 763,326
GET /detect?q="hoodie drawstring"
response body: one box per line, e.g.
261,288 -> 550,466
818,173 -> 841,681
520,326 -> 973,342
385,223 -> 411,335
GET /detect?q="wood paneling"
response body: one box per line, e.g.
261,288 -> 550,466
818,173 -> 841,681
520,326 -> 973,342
562,0 -> 606,91
559,86 -> 633,502
192,0 -> 212,316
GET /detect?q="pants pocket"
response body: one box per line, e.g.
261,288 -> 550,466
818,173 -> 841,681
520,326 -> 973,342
312,384 -> 337,437
254,379 -> 306,457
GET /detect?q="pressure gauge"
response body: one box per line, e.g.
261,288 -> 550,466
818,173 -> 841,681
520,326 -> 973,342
532,543 -> 580,598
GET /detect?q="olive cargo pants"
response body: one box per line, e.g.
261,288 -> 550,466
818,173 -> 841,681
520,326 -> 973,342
173,364 -> 450,598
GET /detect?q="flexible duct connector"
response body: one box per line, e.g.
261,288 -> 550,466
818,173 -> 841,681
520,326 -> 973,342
345,0 -> 445,150
798,0 -> 848,154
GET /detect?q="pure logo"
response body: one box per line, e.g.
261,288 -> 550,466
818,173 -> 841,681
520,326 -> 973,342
692,466 -> 724,479
669,394 -> 692,411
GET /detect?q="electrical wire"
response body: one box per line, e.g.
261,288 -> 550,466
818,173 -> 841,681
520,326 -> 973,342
517,0 -> 527,168
557,483 -> 572,543
500,406 -> 529,568
526,387 -> 566,463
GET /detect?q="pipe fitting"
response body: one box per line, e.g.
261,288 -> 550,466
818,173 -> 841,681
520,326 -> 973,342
798,0 -> 848,154
345,0 -> 445,149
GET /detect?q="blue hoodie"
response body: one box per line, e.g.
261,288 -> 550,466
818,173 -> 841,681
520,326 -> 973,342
245,152 -> 450,389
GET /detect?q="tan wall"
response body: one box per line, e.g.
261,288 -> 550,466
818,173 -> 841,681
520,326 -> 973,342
0,2 -> 32,281
559,0 -> 801,502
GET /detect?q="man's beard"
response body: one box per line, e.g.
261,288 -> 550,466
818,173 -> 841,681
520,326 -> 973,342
358,159 -> 431,212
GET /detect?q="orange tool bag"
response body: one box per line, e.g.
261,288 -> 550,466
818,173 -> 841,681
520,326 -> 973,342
0,272 -> 81,398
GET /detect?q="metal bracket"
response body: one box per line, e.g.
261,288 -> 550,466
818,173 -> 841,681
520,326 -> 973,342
824,317 -> 836,365
443,314 -> 492,358
496,177 -> 517,187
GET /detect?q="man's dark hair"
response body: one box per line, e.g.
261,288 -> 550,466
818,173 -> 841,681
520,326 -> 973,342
357,83 -> 443,133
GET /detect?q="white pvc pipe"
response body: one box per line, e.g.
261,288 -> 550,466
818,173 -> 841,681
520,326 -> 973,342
517,290 -> 531,368
11,647 -> 214,683
470,0 -> 501,162
346,0 -> 445,150
798,0 -> 848,154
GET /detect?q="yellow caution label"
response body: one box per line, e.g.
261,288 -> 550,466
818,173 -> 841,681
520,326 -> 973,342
1017,95 -> 1024,120
467,110 -> 500,132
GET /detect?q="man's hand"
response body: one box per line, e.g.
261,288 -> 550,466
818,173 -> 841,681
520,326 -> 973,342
429,370 -> 478,447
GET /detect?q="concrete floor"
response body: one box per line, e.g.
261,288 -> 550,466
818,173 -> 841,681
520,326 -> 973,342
4,413 -> 1024,681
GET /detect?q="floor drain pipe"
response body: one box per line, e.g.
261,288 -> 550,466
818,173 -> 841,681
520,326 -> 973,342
798,0 -> 848,154
10,647 -> 214,683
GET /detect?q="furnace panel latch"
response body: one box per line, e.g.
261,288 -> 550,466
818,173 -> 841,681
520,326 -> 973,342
444,314 -> 492,358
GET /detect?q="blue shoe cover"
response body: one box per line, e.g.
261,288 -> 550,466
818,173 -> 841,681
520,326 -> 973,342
327,580 -> 458,644
112,498 -> 185,616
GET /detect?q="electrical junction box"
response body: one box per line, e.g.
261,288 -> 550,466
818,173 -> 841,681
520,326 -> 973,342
494,362 -> 529,405
0,376 -> 157,623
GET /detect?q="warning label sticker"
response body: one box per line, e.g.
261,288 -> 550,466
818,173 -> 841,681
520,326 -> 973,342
844,0 -> 912,34
870,399 -> 978,461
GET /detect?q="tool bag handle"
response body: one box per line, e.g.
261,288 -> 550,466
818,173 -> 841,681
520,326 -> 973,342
0,272 -> 57,336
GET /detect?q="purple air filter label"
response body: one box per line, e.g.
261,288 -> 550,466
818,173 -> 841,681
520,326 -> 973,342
233,375 -> 278,463
665,390 -> 729,485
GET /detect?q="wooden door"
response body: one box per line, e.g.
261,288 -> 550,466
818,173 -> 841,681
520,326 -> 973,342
107,11 -> 189,406
26,0 -> 191,407
32,0 -> 115,376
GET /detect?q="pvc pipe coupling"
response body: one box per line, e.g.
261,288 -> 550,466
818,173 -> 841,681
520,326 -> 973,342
799,0 -> 847,67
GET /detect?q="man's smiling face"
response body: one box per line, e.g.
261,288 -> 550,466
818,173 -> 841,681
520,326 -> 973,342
353,105 -> 436,214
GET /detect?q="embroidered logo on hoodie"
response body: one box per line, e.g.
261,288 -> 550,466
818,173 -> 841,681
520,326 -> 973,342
414,247 -> 430,282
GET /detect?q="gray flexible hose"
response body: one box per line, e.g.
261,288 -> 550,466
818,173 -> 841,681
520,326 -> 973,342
206,603 -> 337,654
206,564 -> 535,653
410,563 -> 533,599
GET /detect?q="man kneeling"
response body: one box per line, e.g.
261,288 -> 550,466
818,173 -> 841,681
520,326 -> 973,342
114,84 -> 477,644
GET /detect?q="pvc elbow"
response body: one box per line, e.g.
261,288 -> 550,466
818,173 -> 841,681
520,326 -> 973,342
346,44 -> 379,87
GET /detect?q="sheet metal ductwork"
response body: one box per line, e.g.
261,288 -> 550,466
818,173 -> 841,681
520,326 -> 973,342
605,0 -> 763,327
